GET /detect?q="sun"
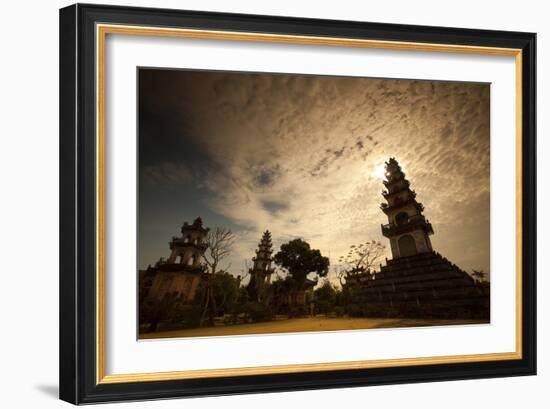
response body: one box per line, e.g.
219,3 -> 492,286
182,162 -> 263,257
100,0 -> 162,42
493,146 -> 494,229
372,163 -> 386,180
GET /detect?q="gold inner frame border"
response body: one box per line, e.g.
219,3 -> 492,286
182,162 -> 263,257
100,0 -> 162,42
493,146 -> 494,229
95,23 -> 523,385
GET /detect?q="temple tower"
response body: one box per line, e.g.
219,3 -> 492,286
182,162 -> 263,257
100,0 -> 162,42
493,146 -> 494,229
353,158 -> 489,320
145,217 -> 209,305
380,158 -> 434,259
139,217 -> 211,331
167,217 -> 209,266
247,230 -> 275,303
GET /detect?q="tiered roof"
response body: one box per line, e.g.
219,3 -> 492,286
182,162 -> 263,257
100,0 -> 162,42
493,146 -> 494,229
254,230 -> 273,261
380,158 -> 434,237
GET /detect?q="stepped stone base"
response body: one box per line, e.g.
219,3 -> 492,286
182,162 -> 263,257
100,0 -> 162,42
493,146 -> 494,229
355,252 -> 489,320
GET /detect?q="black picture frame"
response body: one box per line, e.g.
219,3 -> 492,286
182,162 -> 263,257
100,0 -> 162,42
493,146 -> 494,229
59,3 -> 536,404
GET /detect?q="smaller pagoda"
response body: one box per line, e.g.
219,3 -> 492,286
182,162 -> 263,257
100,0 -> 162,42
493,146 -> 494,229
139,217 -> 210,332
247,231 -> 275,304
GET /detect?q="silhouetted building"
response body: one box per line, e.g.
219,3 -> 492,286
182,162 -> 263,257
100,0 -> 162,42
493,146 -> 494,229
271,277 -> 317,315
380,157 -> 434,257
354,158 -> 489,319
139,217 -> 209,331
247,230 -> 275,304
295,278 -> 317,307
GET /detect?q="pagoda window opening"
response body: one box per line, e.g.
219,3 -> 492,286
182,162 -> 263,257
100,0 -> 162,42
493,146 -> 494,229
398,235 -> 417,257
396,212 -> 409,226
183,236 -> 190,244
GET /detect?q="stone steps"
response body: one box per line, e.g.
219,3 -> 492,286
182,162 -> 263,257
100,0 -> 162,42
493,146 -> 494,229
346,251 -> 489,319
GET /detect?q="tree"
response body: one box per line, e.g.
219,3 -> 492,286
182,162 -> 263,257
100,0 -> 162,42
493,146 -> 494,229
336,240 -> 385,314
203,227 -> 236,275
194,272 -> 241,317
269,275 -> 294,315
200,227 -> 236,326
274,239 -> 330,286
338,240 -> 385,276
273,239 -> 329,311
314,280 -> 337,315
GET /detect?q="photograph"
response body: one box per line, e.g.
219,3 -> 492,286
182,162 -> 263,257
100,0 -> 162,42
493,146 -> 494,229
137,68 -> 491,339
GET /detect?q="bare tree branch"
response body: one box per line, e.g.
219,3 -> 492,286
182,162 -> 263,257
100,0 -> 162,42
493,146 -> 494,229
200,227 -> 236,327
339,240 -> 386,275
202,227 -> 236,274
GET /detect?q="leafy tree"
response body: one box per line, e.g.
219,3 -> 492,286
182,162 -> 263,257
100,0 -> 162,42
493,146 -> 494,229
210,272 -> 241,314
274,239 -> 329,312
472,269 -> 487,283
193,272 -> 247,324
274,239 -> 329,287
269,275 -> 294,315
314,280 -> 337,315
143,293 -> 177,332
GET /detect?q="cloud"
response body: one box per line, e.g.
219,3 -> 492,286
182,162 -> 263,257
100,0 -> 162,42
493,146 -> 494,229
141,162 -> 193,187
139,70 -> 490,278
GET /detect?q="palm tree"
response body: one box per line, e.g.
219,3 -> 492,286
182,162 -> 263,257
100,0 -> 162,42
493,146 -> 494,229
472,269 -> 486,283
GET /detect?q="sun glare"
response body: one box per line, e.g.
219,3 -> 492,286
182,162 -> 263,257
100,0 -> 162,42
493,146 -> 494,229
373,163 -> 386,180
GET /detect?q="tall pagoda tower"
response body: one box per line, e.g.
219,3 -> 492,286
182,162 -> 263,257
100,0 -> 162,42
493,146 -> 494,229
380,158 -> 434,259
247,230 -> 275,303
355,158 -> 490,321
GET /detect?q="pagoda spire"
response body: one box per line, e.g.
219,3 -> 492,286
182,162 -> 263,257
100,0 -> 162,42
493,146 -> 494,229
254,230 -> 273,267
247,230 -> 275,303
380,158 -> 434,259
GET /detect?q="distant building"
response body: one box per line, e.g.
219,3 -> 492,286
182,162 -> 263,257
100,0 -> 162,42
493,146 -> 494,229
247,231 -> 316,313
271,277 -> 317,314
343,269 -> 373,288
247,230 -> 275,304
354,158 -> 489,319
139,217 -> 209,331
294,278 -> 317,307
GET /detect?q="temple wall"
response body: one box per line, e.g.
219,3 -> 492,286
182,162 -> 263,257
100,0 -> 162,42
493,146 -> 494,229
186,275 -> 202,303
168,246 -> 203,265
389,237 -> 400,258
392,229 -> 432,258
409,229 -> 432,253
148,272 -> 172,301
387,190 -> 412,207
353,252 -> 489,320
180,229 -> 206,244
388,203 -> 419,223
147,271 -> 202,303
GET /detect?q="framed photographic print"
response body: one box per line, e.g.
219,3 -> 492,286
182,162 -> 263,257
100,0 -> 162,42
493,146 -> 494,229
59,3 -> 536,404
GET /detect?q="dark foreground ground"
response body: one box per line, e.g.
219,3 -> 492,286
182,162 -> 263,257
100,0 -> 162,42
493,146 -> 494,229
140,317 -> 488,339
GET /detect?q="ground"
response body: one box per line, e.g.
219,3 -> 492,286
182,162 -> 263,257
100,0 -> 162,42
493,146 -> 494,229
139,317 -> 487,339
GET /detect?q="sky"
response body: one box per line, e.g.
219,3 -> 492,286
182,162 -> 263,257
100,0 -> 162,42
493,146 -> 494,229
138,68 -> 490,285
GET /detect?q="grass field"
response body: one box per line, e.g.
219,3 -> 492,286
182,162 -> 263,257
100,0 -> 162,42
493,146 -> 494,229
140,317 -> 486,339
